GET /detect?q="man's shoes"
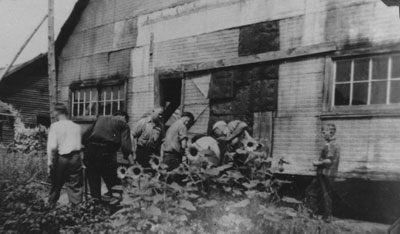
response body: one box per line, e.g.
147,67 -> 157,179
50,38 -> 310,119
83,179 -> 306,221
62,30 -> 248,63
101,191 -> 122,206
109,196 -> 122,206
101,192 -> 113,202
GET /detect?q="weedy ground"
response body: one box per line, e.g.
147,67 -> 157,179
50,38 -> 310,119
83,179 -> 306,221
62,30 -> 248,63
0,148 -> 388,234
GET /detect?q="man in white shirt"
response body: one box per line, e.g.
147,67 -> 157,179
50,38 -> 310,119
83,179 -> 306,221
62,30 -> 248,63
47,103 -> 83,205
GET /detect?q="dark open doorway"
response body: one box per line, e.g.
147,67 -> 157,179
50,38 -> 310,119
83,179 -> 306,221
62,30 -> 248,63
159,78 -> 182,125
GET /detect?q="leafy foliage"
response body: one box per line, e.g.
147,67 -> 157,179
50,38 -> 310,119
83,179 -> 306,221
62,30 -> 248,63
0,149 -> 384,234
0,101 -> 48,153
0,182 -> 110,234
0,150 -> 47,184
90,151 -> 286,234
10,124 -> 48,153
0,150 -> 111,234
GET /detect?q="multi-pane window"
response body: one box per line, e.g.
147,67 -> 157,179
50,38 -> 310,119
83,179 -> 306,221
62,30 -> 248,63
334,54 -> 400,106
71,85 -> 125,117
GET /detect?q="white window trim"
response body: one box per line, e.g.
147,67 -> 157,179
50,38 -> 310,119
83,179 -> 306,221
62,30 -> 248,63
323,53 -> 400,119
71,84 -> 126,119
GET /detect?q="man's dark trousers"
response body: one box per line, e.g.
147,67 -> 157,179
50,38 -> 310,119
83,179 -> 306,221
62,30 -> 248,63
136,146 -> 158,168
305,174 -> 334,218
84,143 -> 120,200
162,152 -> 183,171
48,151 -> 83,205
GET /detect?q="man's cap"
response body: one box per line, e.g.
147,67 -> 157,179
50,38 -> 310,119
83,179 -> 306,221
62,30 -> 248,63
212,121 -> 227,131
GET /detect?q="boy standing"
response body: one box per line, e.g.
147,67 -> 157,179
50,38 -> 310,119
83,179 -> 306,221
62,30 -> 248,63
305,123 -> 340,223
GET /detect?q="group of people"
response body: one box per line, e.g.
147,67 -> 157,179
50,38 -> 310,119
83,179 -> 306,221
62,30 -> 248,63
46,103 -> 340,222
46,104 -> 198,206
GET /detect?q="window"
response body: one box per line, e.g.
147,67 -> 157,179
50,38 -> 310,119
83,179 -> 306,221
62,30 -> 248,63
333,54 -> 400,107
71,85 -> 125,118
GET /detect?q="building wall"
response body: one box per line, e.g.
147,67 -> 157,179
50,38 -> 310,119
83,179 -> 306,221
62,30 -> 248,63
57,0 -> 198,128
58,0 -> 400,180
0,57 -> 50,144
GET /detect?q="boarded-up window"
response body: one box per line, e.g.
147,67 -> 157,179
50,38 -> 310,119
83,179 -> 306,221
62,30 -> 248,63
238,21 -> 280,56
208,63 -> 279,133
208,71 -> 234,99
250,80 -> 278,112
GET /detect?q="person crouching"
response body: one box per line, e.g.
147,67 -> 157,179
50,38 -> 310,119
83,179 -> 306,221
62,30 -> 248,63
162,112 -> 194,171
82,111 -> 133,204
132,107 -> 165,168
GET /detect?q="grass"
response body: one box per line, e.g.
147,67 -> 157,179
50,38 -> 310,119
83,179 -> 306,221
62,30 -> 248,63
0,147 -> 47,183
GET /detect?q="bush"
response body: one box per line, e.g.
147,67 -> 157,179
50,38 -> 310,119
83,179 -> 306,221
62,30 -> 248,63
0,101 -> 48,153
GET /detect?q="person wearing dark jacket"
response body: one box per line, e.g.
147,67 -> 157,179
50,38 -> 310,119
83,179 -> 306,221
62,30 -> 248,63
82,111 -> 133,202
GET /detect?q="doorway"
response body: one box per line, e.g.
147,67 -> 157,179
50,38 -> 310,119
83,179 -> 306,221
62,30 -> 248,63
159,78 -> 182,126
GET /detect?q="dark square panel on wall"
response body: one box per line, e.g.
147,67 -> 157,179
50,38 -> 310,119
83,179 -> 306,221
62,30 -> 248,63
238,20 -> 280,56
250,79 -> 278,112
208,70 -> 234,99
207,63 -> 279,134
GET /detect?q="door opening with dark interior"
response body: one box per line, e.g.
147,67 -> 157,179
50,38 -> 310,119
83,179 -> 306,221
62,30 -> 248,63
159,78 -> 182,127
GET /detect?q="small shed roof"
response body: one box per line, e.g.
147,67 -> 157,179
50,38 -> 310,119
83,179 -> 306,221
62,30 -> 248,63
0,53 -> 47,81
0,0 -> 89,82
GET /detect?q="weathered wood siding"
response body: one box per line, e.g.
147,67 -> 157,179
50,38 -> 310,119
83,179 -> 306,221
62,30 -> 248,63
57,0 -> 200,128
0,56 -> 49,144
58,0 -> 400,180
0,118 -> 14,145
184,73 -> 211,137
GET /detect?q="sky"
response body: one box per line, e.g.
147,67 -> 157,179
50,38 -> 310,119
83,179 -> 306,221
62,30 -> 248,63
0,0 -> 77,68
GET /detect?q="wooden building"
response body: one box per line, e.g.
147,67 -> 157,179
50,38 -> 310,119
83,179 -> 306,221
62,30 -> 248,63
0,54 -> 50,145
56,0 -> 400,182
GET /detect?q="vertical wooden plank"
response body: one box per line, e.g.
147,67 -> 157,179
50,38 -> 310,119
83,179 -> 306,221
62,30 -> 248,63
253,112 -> 261,138
124,81 -> 128,112
0,120 -> 3,142
48,0 -> 56,121
253,111 -> 273,157
322,56 -> 333,112
260,112 -> 267,139
70,90 -> 74,117
154,69 -> 161,107
181,74 -> 186,112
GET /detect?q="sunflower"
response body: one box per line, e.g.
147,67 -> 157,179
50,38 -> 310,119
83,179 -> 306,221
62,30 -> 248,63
117,166 -> 128,179
126,165 -> 143,179
149,155 -> 161,170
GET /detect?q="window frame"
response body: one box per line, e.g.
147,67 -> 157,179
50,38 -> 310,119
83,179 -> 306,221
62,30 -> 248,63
70,82 -> 128,121
322,51 -> 400,118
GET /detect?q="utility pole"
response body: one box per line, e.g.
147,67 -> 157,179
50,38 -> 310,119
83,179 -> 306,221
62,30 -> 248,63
48,0 -> 57,121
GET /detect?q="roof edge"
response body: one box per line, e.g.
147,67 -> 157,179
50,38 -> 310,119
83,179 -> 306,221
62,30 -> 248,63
55,0 -> 90,56
0,53 -> 47,80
